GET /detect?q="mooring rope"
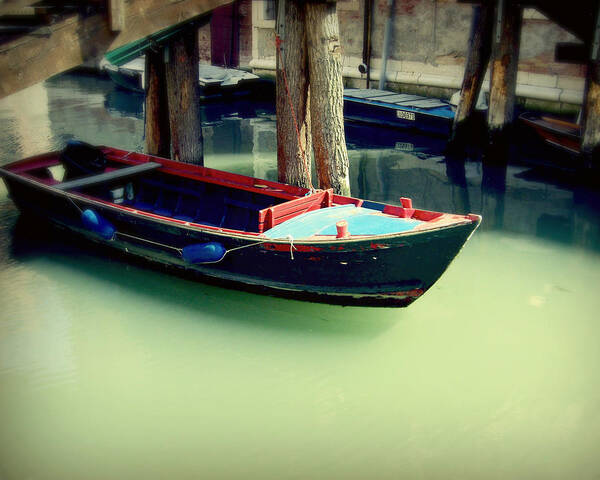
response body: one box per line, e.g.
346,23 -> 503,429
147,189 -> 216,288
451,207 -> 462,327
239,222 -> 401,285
66,197 -> 300,263
114,230 -> 297,263
115,231 -> 181,252
66,195 -> 83,214
286,234 -> 296,260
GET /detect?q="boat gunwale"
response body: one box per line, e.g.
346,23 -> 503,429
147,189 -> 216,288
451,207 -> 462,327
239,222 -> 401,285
519,112 -> 581,141
0,151 -> 480,245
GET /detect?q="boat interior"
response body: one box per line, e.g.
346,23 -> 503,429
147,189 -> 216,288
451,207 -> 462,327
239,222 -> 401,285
4,143 -> 469,238
344,89 -> 450,110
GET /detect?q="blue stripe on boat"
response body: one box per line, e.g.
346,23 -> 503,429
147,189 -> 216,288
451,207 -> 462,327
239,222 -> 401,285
263,205 -> 423,239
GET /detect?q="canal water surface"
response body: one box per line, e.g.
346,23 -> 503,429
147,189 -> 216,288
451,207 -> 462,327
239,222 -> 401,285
1,73 -> 599,479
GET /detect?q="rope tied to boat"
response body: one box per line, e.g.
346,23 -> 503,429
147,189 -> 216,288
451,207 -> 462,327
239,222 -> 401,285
66,195 -> 83,214
286,234 -> 296,260
109,229 -> 300,263
71,202 -> 302,263
115,231 -> 277,264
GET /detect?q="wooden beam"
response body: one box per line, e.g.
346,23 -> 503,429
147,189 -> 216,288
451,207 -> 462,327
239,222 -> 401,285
0,0 -> 41,16
110,0 -> 232,51
165,25 -> 203,165
145,48 -> 171,159
0,0 -> 233,99
305,0 -> 350,195
487,0 -> 522,135
0,13 -> 115,99
109,0 -> 125,32
450,3 -> 493,146
581,3 -> 600,167
276,0 -> 312,189
55,162 -> 161,191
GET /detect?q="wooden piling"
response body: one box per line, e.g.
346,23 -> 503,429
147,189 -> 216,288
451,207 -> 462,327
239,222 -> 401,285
450,3 -> 493,147
305,0 -> 350,196
145,48 -> 171,159
276,0 -> 312,189
487,0 -> 522,140
581,3 -> 600,169
165,24 -> 203,165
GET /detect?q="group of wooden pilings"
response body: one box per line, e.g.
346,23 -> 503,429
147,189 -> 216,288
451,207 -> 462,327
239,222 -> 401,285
451,1 -> 600,169
143,0 -> 599,191
141,0 -> 352,196
143,0 -> 352,195
275,0 -> 350,195
144,20 -> 206,166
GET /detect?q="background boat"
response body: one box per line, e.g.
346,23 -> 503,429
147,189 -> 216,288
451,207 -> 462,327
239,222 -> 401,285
101,56 -> 263,99
343,88 -> 456,136
519,112 -> 581,154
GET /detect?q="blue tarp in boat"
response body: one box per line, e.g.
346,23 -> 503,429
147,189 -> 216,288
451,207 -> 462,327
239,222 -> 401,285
263,204 -> 422,239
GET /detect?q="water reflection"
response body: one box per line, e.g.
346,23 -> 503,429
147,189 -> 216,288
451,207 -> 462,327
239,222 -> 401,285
8,214 -> 398,337
1,73 -> 600,480
1,72 -> 600,253
104,88 -> 145,119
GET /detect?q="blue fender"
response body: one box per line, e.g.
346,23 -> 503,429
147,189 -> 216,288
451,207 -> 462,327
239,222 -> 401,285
81,209 -> 116,240
182,242 -> 226,264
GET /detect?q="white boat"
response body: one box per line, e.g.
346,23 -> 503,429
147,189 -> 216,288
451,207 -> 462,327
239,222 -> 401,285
101,57 -> 262,98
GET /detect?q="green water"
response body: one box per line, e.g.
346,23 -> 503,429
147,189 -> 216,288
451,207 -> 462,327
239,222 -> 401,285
1,74 -> 599,479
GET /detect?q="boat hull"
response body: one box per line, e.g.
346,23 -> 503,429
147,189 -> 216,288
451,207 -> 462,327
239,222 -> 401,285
519,112 -> 581,154
343,89 -> 454,136
3,174 -> 479,307
106,67 -> 144,93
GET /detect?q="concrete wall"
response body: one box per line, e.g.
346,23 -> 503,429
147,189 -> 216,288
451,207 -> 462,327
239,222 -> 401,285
248,0 -> 586,113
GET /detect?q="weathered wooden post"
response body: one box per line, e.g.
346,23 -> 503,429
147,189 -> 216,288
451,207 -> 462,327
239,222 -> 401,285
108,0 -> 125,32
581,3 -> 600,169
305,0 -> 350,195
165,23 -> 204,165
276,0 -> 313,188
145,47 -> 171,158
450,3 -> 494,148
487,0 -> 522,144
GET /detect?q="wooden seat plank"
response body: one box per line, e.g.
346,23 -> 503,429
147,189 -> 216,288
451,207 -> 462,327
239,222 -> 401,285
54,162 -> 161,191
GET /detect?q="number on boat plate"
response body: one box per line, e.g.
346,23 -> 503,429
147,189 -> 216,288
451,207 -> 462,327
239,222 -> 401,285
395,142 -> 414,151
397,111 -> 416,121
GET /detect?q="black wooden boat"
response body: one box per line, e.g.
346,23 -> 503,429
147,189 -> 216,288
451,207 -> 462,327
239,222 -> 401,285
0,142 -> 481,307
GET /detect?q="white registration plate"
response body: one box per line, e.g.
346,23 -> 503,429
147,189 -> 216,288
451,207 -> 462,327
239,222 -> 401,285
396,110 -> 416,121
395,142 -> 414,151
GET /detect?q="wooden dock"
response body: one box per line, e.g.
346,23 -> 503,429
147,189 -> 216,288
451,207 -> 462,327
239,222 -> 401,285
0,0 -> 233,99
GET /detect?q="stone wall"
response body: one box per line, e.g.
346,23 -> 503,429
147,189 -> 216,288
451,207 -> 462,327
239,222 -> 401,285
248,0 -> 586,113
